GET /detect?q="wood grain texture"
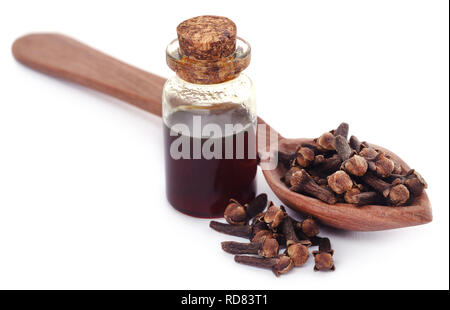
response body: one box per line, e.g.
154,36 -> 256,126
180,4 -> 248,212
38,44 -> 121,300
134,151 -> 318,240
12,33 -> 165,116
12,33 -> 432,231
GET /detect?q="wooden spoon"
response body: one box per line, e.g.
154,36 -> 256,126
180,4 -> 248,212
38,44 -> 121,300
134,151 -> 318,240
12,33 -> 432,231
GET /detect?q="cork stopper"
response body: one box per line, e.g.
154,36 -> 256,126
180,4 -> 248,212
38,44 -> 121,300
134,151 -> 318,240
177,16 -> 237,60
167,15 -> 250,84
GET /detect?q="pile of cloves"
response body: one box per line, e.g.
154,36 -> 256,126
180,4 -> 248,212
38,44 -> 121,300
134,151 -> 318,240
210,194 -> 335,276
280,123 -> 427,206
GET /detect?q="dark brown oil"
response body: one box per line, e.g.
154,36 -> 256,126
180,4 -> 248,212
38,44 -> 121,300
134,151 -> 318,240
163,106 -> 257,218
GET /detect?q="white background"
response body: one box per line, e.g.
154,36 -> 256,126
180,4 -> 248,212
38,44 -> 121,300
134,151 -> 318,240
0,0 -> 448,290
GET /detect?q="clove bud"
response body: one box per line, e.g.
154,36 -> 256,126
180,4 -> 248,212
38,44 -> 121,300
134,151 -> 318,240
333,122 -> 349,139
342,155 -> 368,177
286,243 -> 310,267
361,173 -> 410,206
296,146 -> 316,168
373,153 -> 395,178
349,135 -> 362,152
298,218 -> 320,238
224,199 -> 247,225
335,135 -> 353,161
391,169 -> 427,197
316,132 -> 336,151
312,237 -> 335,271
327,171 -> 353,195
224,194 -> 268,225
264,205 -> 287,229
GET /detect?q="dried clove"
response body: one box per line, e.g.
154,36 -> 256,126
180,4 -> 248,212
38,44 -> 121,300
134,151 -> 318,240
388,184 -> 410,206
290,169 -> 337,204
361,173 -> 410,206
359,146 -> 378,161
224,194 -> 268,225
312,237 -> 335,271
234,255 -> 294,277
209,221 -> 252,238
283,166 -> 301,186
277,151 -> 296,168
313,154 -> 342,174
333,122 -> 349,139
245,193 -> 268,219
342,155 -> 368,177
327,171 -> 353,195
344,188 -> 381,206
391,169 -> 427,197
264,205 -> 287,229
335,135 -> 353,161
280,217 -> 311,266
250,215 -> 269,235
298,218 -> 320,238
281,217 -> 311,246
316,132 -> 336,151
224,199 -> 247,225
251,229 -> 273,243
296,146 -> 316,168
286,243 -> 310,267
349,135 -> 362,152
221,238 -> 279,258
361,173 -> 391,194
372,153 -> 395,178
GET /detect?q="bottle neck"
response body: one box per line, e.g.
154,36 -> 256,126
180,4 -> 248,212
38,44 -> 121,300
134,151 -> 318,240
166,37 -> 251,85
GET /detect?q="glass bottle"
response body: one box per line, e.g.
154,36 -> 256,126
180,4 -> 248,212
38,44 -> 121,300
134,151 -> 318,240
162,16 -> 257,218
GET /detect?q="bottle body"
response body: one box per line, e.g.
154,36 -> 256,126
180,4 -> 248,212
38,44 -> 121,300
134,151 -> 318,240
162,74 -> 257,217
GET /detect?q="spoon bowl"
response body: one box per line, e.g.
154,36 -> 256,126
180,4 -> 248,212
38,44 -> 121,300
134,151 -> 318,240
257,118 -> 432,231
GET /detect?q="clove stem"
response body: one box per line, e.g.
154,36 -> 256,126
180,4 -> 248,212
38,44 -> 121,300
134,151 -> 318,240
209,221 -> 251,238
290,169 -> 337,204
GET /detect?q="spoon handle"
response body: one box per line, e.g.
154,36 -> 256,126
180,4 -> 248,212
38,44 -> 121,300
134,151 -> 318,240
12,33 -> 166,116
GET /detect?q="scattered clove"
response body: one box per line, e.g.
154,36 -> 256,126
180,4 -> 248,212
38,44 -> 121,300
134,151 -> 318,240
312,237 -> 335,271
221,238 -> 279,258
234,255 -> 294,277
224,199 -> 247,225
210,193 -> 337,276
224,194 -> 268,225
245,193 -> 268,219
264,204 -> 287,229
297,218 -> 320,238
286,243 -> 310,267
209,221 -> 252,238
281,217 -> 311,266
251,229 -> 273,243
